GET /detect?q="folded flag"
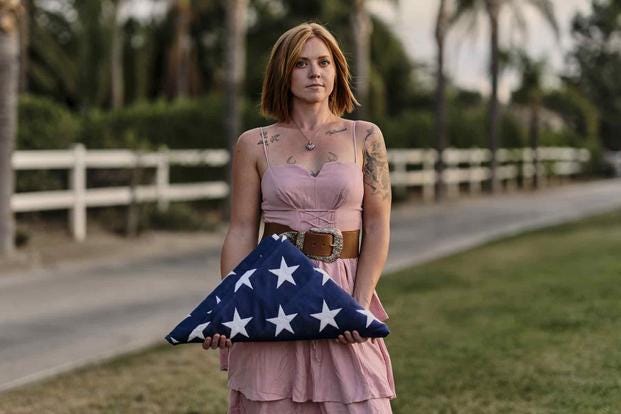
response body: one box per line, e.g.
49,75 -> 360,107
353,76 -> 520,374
165,233 -> 389,344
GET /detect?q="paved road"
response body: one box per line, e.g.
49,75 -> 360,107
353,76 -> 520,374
1,178 -> 620,393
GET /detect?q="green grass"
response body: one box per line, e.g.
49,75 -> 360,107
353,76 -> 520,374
2,209 -> 621,413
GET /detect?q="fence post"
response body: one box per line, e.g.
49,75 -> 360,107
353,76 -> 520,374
69,143 -> 86,241
445,148 -> 459,199
537,147 -> 547,188
157,146 -> 170,212
522,148 -> 533,189
422,149 -> 436,203
505,149 -> 518,192
469,148 -> 482,195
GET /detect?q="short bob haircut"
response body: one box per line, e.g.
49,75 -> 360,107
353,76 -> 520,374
260,22 -> 359,122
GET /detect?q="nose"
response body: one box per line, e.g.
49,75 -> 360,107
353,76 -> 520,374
308,62 -> 320,78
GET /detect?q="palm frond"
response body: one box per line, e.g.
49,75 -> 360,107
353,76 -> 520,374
525,0 -> 560,39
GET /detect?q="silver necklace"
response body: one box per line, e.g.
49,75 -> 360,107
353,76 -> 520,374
292,117 -> 335,151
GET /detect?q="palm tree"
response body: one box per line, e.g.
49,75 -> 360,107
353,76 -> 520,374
511,49 -> 547,189
223,0 -> 247,221
17,0 -> 27,92
0,0 -> 22,257
110,0 -> 125,109
164,0 -> 202,99
352,0 -> 371,118
434,0 -> 454,201
453,0 -> 559,193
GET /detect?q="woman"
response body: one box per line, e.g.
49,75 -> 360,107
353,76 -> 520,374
203,22 -> 396,413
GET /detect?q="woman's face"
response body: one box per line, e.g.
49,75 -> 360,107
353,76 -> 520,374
290,36 -> 336,106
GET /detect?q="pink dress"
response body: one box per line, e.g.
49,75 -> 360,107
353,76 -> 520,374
224,121 -> 396,413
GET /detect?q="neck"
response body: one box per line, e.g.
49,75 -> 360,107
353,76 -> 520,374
290,100 -> 336,130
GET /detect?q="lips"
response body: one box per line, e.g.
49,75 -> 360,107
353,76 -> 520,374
306,84 -> 324,87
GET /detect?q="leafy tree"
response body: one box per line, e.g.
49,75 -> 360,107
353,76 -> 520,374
565,0 -> 621,150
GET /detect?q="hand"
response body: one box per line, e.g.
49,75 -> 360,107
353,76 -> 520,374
335,330 -> 375,345
202,333 -> 232,350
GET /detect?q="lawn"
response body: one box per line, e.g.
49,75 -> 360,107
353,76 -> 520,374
1,209 -> 620,413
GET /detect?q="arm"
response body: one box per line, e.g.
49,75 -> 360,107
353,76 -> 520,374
206,129 -> 262,368
353,122 -> 392,309
219,129 -> 262,278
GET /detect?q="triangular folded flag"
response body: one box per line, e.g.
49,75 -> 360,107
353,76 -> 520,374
165,233 -> 389,344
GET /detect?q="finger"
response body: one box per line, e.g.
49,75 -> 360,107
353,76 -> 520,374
344,331 -> 354,343
225,339 -> 232,348
218,335 -> 227,348
337,334 -> 347,345
352,330 -> 368,343
211,334 -> 220,349
371,337 -> 376,344
202,337 -> 211,350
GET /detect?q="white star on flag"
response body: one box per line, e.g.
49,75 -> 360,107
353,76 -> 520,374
222,308 -> 253,338
187,321 -> 210,341
356,309 -> 379,328
266,305 -> 298,336
268,256 -> 299,288
234,268 -> 256,292
314,267 -> 332,285
310,300 -> 342,332
216,296 -> 221,304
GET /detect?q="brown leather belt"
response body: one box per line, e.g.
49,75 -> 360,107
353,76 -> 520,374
261,222 -> 360,262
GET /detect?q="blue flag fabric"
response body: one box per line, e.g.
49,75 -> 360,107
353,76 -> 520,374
165,233 -> 390,344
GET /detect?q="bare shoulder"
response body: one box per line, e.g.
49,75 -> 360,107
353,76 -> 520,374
353,120 -> 387,153
233,127 -> 264,168
236,127 -> 264,149
354,120 -> 385,146
355,120 -> 391,201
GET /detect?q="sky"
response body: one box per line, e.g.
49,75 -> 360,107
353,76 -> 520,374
367,0 -> 593,102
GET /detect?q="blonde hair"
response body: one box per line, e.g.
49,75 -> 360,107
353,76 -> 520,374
260,22 -> 359,121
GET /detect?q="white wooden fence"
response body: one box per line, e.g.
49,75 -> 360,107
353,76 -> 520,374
12,145 -> 590,241
389,147 -> 590,201
604,151 -> 621,176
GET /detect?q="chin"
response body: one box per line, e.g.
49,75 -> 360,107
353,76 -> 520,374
293,94 -> 327,105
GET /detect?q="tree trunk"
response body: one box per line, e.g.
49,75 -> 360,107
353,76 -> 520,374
223,0 -> 247,222
352,0 -> 371,118
111,0 -> 124,109
165,0 -> 193,99
175,0 -> 191,98
529,99 -> 540,189
434,0 -> 449,202
18,0 -> 28,93
485,0 -> 500,194
0,7 -> 20,257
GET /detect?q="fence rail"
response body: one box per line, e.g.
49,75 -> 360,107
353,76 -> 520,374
12,145 -> 590,241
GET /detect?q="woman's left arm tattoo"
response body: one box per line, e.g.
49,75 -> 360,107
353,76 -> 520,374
362,127 -> 391,201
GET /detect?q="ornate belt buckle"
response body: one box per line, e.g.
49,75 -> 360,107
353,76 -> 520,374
296,226 -> 343,263
278,231 -> 298,244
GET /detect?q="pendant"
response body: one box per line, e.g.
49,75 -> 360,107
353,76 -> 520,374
305,142 -> 316,151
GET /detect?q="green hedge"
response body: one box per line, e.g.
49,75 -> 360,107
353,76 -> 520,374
16,95 -> 80,192
17,94 -> 80,150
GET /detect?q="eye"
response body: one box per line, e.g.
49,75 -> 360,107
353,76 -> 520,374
320,59 -> 330,66
295,60 -> 307,68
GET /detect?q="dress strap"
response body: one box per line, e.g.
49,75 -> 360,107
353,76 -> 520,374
260,126 -> 270,167
352,120 -> 357,164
